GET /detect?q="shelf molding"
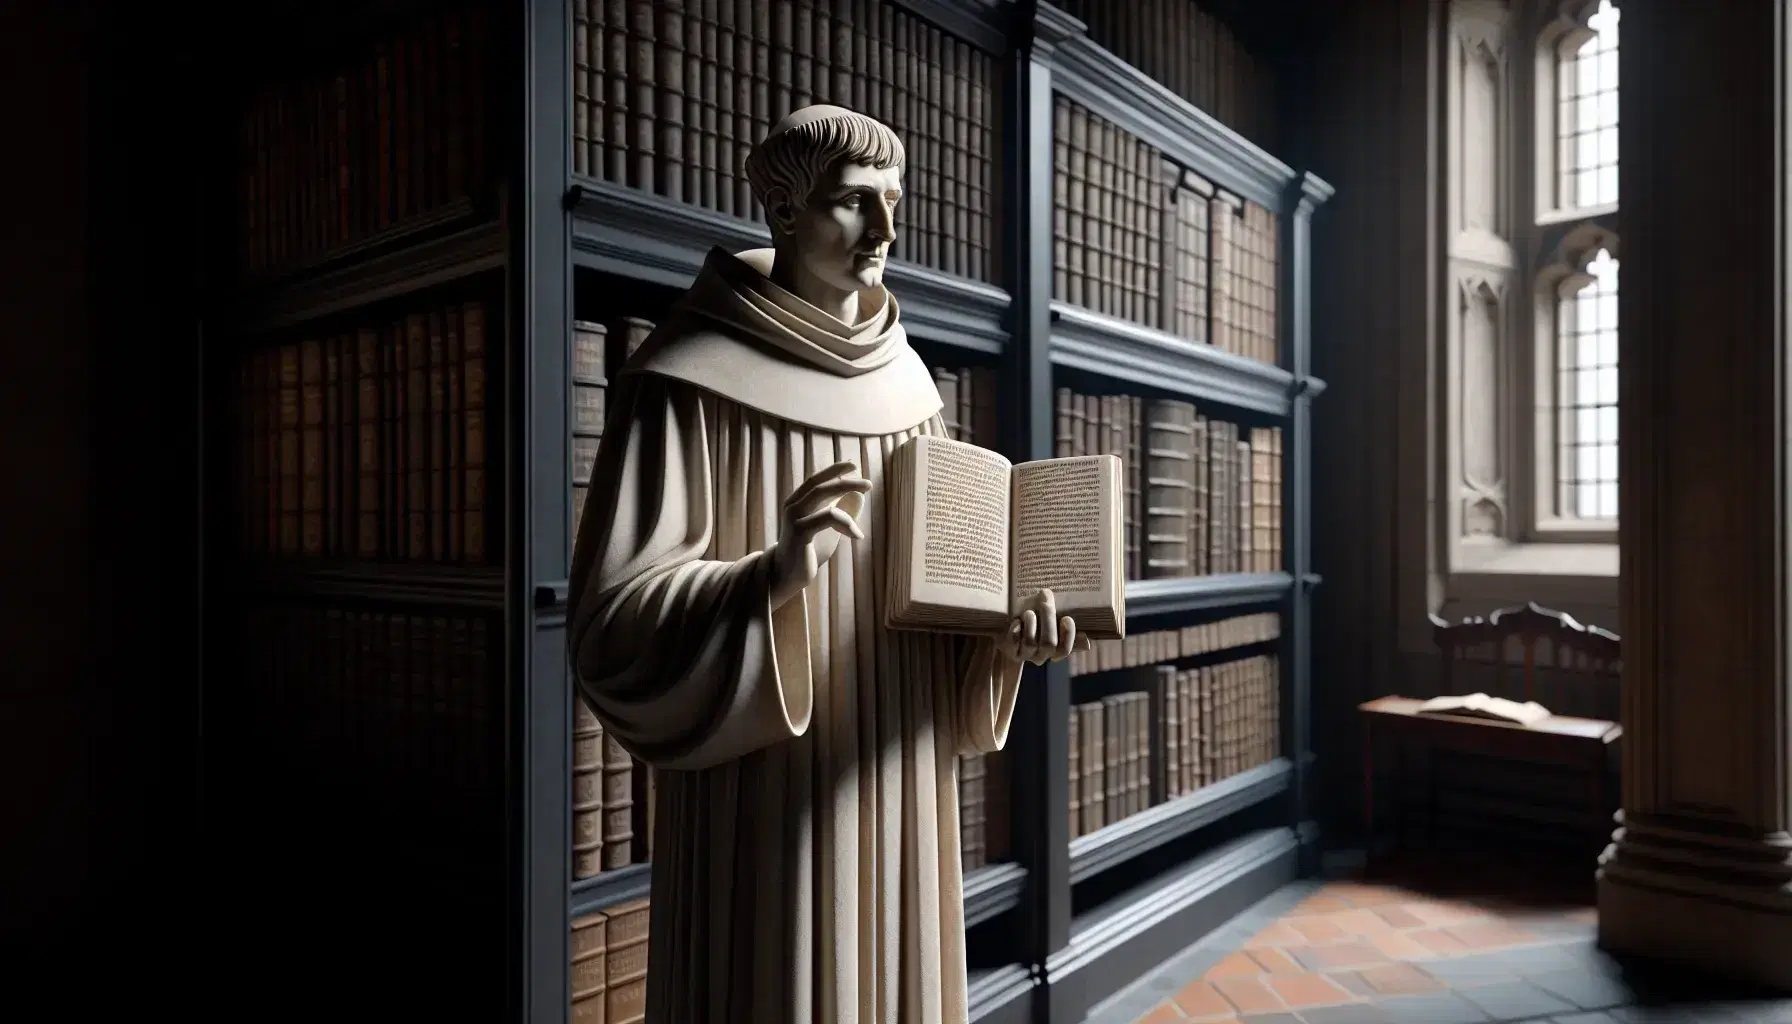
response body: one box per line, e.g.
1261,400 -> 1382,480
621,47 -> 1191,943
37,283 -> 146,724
1036,3 -> 1302,213
234,560 -> 507,608
1069,759 -> 1294,884
1049,303 -> 1315,416
1125,572 -> 1295,619
569,179 -> 1010,356
234,216 -> 506,335
966,964 -> 1037,1024
1046,826 -> 1307,1021
885,0 -> 1012,55
569,864 -> 652,919
964,861 -> 1029,928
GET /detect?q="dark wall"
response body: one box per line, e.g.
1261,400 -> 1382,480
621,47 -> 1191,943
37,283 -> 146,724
1274,0 -> 1430,843
0,0 -> 201,983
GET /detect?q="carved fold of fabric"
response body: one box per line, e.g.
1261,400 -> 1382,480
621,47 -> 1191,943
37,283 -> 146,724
569,375 -> 815,771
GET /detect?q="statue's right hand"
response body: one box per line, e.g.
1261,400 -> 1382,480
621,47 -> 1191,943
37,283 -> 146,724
769,460 -> 872,609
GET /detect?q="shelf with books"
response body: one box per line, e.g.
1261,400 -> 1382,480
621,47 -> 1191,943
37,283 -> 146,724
1038,3 -> 1292,214
232,218 -> 507,336
1069,757 -> 1292,884
568,179 -> 1010,356
568,0 -> 1004,286
234,559 -> 507,608
1050,302 -> 1310,417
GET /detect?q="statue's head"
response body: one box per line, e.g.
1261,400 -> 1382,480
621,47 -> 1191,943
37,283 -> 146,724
745,105 -> 907,294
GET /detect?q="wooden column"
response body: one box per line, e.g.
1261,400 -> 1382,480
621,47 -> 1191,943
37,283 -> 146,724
1595,0 -> 1792,989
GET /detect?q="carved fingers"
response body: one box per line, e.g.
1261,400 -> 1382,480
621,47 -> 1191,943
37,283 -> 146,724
1002,589 -> 1094,665
771,461 -> 872,609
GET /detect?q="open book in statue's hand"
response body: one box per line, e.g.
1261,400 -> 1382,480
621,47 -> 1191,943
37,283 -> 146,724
884,435 -> 1126,640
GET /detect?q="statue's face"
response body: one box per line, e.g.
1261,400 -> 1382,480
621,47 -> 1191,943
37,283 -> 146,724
791,161 -> 903,293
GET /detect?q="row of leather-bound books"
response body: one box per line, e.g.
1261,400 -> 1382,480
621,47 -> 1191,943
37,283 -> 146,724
1056,387 -> 1284,580
235,0 -> 495,278
571,895 -> 652,1023
233,601 -> 502,834
1053,0 -> 1277,149
235,293 -> 497,565
1070,647 -> 1281,840
571,0 -> 1001,283
1053,96 -> 1281,368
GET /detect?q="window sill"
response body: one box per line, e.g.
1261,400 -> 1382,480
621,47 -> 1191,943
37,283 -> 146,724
1447,540 -> 1619,609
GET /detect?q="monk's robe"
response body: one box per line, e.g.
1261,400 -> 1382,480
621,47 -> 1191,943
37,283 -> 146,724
569,247 -> 1024,1024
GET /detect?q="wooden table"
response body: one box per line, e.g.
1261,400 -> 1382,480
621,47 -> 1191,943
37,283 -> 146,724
1359,695 -> 1621,855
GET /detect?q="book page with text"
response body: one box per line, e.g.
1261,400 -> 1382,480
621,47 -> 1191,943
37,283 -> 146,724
1009,455 -> 1121,634
907,436 -> 1012,620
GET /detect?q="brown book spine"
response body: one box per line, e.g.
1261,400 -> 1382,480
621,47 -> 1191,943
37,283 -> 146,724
971,47 -> 991,281
790,0 -> 813,107
951,37 -> 971,277
572,699 -> 605,878
446,307 -> 465,562
1143,400 -> 1193,578
1127,395 -> 1142,579
630,0 -> 658,192
749,0 -> 771,218
657,1 -> 687,201
584,2 -> 602,183
1190,413 -> 1209,575
570,908 -> 609,1019
697,0 -> 719,209
278,345 -> 302,554
463,300 -> 488,564
877,1 -> 896,150
603,899 -> 651,1023
607,0 -> 632,184
404,313 -> 429,559
684,2 -> 706,206
322,338 -> 342,556
354,330 -> 379,558
574,0 -> 591,177
601,734 -> 635,869
428,310 -> 448,560
714,0 -> 736,216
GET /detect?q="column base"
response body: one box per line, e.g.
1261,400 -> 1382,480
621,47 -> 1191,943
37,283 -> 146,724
1596,813 -> 1792,991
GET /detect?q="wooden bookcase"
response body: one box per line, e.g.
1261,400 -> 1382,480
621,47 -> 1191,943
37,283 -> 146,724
198,1 -> 1328,1021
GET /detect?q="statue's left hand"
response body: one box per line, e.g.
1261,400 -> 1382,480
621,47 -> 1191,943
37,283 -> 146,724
996,588 -> 1091,667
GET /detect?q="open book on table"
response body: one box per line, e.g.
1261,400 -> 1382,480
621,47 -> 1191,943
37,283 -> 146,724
884,435 -> 1125,639
1413,692 -> 1552,727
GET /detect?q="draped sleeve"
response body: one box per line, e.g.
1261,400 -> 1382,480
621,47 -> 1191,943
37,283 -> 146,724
568,374 -> 814,772
957,638 -> 1024,756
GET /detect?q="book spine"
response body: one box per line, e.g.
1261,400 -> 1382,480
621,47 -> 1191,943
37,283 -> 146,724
608,0 -> 632,184
570,909 -> 610,1018
463,300 -> 488,565
713,0 -> 735,217
445,308 -> 465,562
574,0 -> 593,179
428,310 -> 448,561
657,1 -> 686,202
405,314 -> 429,559
688,2 -> 710,207
1050,96 -> 1068,301
630,0 -> 658,192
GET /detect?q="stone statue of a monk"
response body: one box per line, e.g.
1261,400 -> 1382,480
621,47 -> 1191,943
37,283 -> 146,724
568,105 -> 1086,1024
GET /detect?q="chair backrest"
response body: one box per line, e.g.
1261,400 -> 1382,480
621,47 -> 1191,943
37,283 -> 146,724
1430,601 -> 1621,708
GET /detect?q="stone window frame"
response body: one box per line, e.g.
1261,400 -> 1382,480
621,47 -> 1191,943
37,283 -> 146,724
1438,0 -> 1620,609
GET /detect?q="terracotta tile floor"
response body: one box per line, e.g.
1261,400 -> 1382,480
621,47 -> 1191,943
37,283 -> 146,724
1094,852 -> 1792,1024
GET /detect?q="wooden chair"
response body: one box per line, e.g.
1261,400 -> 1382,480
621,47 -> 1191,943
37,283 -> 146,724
1360,602 -> 1621,857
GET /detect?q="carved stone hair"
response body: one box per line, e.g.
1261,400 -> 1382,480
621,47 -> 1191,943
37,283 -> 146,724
744,105 -> 906,215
